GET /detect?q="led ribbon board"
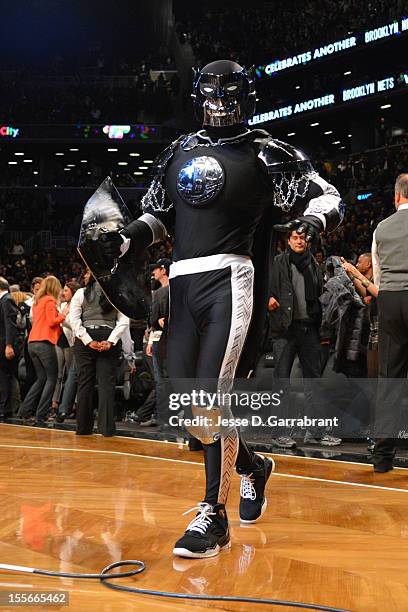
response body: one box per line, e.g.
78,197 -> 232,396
78,124 -> 157,140
357,192 -> 374,201
259,16 -> 408,77
0,126 -> 19,137
248,71 -> 408,125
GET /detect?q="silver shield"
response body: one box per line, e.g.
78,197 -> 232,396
177,156 -> 224,205
78,177 -> 148,320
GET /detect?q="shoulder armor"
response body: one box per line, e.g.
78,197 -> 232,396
180,131 -> 202,151
141,135 -> 188,214
151,134 -> 187,176
257,137 -> 313,174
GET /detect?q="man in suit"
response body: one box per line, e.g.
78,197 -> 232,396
0,277 -> 18,419
372,174 -> 408,472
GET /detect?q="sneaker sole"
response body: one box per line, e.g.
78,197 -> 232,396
320,441 -> 342,446
272,441 -> 297,449
240,497 -> 267,524
240,455 -> 275,524
172,540 -> 231,559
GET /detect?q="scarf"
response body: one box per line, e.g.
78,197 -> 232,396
289,249 -> 320,320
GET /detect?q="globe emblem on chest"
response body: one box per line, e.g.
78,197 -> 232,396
177,156 -> 225,206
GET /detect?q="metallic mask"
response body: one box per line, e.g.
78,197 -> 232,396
191,60 -> 256,127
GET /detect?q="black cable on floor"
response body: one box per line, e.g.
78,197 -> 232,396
0,561 -> 352,611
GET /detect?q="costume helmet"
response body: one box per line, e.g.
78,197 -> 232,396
191,59 -> 256,127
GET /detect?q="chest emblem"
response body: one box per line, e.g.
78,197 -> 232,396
177,156 -> 224,206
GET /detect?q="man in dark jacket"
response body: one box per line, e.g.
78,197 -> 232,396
0,277 -> 19,419
268,231 -> 341,448
143,258 -> 170,427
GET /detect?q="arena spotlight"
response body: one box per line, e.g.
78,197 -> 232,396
134,171 -> 143,175
69,148 -> 79,152
118,162 -> 128,165
344,70 -> 352,75
295,85 -> 300,89
287,132 -> 296,136
324,130 -> 333,135
80,160 -> 87,163
55,153 -> 64,156
8,161 -> 17,164
23,159 -> 33,163
138,166 -> 148,170
14,152 -> 24,156
310,122 -> 319,127
380,104 -> 391,109
348,134 -> 352,137
333,141 -> 341,144
129,152 -> 140,156
108,148 -> 118,152
33,171 -> 39,174
143,160 -> 153,163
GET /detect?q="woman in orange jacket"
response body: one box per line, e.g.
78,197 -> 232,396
19,276 -> 68,425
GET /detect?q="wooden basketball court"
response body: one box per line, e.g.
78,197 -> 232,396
0,422 -> 407,611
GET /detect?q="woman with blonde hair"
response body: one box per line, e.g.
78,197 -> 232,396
50,281 -> 81,420
18,276 -> 69,426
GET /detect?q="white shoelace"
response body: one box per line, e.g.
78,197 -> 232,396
183,503 -> 215,535
240,473 -> 256,500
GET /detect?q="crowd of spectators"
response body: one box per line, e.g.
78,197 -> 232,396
1,33 -> 179,123
316,143 -> 408,258
0,137 -> 406,441
1,73 -> 180,125
0,0 -> 403,126
0,157 -> 151,189
1,142 -> 405,290
175,0 -> 403,68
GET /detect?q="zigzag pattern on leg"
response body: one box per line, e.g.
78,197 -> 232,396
218,265 -> 254,393
218,431 -> 239,505
216,264 -> 254,504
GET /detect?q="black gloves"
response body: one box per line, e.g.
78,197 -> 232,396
98,219 -> 154,262
273,215 -> 323,244
99,231 -> 124,260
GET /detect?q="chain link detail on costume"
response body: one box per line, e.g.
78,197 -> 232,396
141,177 -> 173,213
272,171 -> 317,212
181,129 -> 252,151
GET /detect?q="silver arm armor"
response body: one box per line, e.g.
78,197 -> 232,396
302,173 -> 344,231
257,136 -> 344,231
137,213 -> 168,243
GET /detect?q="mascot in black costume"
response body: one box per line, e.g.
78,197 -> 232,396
79,60 -> 344,558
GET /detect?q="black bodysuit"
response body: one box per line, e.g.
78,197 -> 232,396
129,126 -> 343,506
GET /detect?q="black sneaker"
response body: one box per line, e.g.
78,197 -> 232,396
173,503 -> 230,558
188,437 -> 203,451
373,452 -> 396,473
238,454 -> 274,524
